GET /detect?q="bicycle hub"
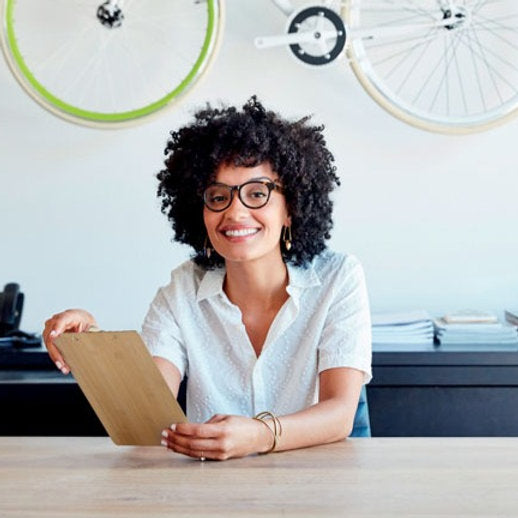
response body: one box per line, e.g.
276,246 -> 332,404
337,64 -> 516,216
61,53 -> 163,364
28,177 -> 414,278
442,6 -> 469,30
97,1 -> 124,29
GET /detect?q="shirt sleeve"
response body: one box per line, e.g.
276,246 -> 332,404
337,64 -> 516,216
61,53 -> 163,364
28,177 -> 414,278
140,287 -> 188,378
317,256 -> 372,384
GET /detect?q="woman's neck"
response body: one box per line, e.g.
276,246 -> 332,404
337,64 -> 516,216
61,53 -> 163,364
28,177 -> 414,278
224,256 -> 289,312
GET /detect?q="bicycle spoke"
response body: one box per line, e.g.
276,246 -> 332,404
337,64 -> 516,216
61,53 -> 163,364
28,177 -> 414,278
452,31 -> 469,114
466,28 -> 488,112
61,31 -> 115,103
378,0 -> 436,21
427,29 -> 464,112
444,32 -> 451,115
470,22 -> 504,108
118,28 -> 159,108
471,15 -> 518,51
394,31 -> 435,95
369,34 -> 435,70
462,27 -> 518,84
466,29 -> 518,74
473,13 -> 518,28
463,22 -> 518,77
471,0 -> 486,14
458,30 -> 518,96
469,0 -> 512,16
34,24 -> 95,79
365,28 -> 441,54
360,12 -> 431,31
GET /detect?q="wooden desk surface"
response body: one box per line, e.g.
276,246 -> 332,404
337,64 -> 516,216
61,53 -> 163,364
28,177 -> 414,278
1,437 -> 518,517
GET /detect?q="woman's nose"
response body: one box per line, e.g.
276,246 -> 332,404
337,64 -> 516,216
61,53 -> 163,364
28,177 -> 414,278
225,191 -> 249,217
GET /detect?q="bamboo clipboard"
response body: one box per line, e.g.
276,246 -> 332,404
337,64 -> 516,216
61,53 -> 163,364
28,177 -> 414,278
55,331 -> 187,446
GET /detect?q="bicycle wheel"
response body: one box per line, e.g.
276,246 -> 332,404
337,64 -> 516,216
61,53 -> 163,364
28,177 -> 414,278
343,0 -> 518,133
0,0 -> 223,127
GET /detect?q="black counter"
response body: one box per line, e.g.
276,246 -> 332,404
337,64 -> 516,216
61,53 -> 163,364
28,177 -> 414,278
3,343 -> 518,436
369,343 -> 518,436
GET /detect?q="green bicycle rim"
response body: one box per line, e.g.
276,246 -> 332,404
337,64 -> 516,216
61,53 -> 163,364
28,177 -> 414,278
5,0 -> 217,123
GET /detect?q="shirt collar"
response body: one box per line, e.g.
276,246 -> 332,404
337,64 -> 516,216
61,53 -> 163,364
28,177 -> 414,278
196,262 -> 321,302
286,261 -> 321,289
196,267 -> 226,302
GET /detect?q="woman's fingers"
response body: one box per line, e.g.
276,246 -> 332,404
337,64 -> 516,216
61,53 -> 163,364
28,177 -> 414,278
42,317 -> 69,373
42,309 -> 97,375
205,414 -> 227,424
163,428 -> 219,449
162,432 -> 219,458
172,421 -> 224,438
162,419 -> 231,460
162,439 -> 218,460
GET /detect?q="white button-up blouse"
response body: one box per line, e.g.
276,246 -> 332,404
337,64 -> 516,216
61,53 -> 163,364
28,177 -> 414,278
141,250 -> 372,423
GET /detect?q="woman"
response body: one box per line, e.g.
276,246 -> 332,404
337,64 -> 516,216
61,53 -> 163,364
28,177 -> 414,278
43,97 -> 372,460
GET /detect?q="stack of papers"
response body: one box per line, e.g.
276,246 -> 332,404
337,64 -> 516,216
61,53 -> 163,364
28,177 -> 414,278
505,310 -> 518,326
371,310 -> 434,345
435,311 -> 518,346
442,309 -> 498,324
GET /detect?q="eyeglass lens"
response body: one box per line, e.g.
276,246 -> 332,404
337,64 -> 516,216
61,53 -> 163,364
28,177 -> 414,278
204,181 -> 272,211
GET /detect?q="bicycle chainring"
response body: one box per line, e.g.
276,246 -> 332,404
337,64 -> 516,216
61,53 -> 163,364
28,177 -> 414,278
287,6 -> 346,66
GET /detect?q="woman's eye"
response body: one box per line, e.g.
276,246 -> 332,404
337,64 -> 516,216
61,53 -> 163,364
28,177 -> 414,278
211,194 -> 227,203
250,191 -> 266,198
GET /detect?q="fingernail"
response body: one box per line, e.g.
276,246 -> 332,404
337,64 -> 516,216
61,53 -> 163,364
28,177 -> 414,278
56,361 -> 63,369
170,424 -> 176,431
61,367 -> 69,375
161,439 -> 167,447
161,430 -> 168,438
50,330 -> 57,336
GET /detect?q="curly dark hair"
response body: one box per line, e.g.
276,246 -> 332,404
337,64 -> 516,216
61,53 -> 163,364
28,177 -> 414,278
157,96 -> 340,268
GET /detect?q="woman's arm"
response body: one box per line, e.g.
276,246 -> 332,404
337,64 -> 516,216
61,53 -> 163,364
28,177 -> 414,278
161,366 -> 365,460
153,356 -> 182,398
274,366 -> 364,450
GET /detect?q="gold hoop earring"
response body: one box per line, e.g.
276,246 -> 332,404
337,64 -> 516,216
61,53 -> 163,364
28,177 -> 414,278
204,236 -> 213,259
282,226 -> 292,251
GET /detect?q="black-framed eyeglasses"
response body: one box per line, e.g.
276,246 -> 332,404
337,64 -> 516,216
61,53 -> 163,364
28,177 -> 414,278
203,178 -> 283,212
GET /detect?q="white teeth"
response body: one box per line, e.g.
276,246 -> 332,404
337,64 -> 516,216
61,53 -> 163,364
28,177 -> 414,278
224,228 -> 259,237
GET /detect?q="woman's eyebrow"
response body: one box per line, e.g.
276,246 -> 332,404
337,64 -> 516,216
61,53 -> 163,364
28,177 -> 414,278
212,176 -> 277,186
248,176 -> 276,182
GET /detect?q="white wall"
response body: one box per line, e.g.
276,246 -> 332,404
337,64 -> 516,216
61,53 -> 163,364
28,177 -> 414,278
1,0 -> 517,334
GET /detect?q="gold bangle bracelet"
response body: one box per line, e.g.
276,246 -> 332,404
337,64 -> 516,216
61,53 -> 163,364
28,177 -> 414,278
253,411 -> 282,454
253,417 -> 276,453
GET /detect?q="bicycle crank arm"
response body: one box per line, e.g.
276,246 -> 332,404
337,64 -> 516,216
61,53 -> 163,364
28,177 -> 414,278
255,29 -> 343,49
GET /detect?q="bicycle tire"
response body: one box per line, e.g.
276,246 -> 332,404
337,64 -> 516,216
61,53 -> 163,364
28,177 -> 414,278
0,0 -> 223,127
343,0 -> 518,133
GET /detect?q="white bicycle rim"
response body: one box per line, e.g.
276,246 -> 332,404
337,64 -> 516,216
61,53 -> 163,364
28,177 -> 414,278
344,0 -> 518,133
1,0 -> 223,128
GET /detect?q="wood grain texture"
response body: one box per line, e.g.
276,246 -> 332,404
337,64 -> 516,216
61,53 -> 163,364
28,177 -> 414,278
1,437 -> 518,517
54,331 -> 187,445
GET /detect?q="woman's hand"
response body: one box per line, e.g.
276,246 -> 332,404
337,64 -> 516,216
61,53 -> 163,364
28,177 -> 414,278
161,414 -> 274,461
42,309 -> 98,374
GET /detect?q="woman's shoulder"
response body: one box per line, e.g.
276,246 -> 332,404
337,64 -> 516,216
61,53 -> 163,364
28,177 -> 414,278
169,258 -> 204,280
160,259 -> 210,298
310,249 -> 364,279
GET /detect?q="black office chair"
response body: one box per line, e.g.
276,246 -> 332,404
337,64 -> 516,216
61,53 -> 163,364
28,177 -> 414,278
349,386 -> 371,437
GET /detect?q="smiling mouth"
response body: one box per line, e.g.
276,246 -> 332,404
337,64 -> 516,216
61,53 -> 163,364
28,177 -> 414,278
223,228 -> 260,237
